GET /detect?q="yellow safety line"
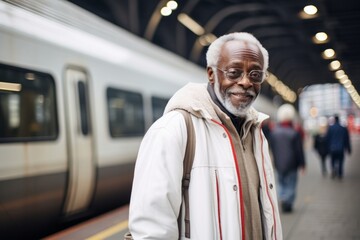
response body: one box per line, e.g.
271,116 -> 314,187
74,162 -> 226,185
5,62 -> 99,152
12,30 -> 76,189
85,220 -> 128,240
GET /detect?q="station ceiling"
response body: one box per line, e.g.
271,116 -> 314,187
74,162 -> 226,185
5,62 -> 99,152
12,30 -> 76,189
68,0 -> 360,105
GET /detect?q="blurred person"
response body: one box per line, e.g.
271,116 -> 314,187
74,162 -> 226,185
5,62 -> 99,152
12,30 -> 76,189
269,104 -> 305,213
294,121 -> 305,143
313,124 -> 329,176
326,115 -> 351,179
128,32 -> 283,239
261,118 -> 272,140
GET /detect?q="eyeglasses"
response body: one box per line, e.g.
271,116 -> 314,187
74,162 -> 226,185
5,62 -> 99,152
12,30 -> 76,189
216,67 -> 267,84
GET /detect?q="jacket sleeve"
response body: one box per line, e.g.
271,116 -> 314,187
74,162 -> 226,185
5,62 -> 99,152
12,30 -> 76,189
129,112 -> 187,239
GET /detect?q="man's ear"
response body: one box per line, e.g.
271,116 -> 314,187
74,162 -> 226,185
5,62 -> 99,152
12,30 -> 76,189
207,67 -> 215,85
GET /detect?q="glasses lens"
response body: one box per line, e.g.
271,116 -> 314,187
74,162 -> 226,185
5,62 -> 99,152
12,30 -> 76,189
219,68 -> 264,83
225,68 -> 243,80
248,70 -> 264,83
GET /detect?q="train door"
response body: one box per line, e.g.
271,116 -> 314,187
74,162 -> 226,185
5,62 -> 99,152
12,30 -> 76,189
63,67 -> 95,215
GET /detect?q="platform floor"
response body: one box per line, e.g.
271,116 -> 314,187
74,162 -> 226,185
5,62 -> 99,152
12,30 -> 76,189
44,135 -> 360,240
281,134 -> 360,240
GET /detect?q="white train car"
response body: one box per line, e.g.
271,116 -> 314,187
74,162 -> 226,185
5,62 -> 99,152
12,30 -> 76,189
0,0 -> 277,238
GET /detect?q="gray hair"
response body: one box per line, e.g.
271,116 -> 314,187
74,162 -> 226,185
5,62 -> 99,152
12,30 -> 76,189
277,104 -> 296,122
206,32 -> 269,72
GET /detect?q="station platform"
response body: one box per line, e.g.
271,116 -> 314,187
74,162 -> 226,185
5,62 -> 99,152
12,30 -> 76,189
44,135 -> 360,240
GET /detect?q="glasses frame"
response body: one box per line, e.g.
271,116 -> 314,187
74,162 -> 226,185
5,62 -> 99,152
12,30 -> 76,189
215,67 -> 267,84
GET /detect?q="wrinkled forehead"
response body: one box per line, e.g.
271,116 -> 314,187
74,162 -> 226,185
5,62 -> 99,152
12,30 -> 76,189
219,40 -> 264,67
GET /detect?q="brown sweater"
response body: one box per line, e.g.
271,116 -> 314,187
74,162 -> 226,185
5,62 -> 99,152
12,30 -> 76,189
208,84 -> 263,240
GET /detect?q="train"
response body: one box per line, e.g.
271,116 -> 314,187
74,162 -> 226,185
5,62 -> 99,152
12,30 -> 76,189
0,0 -> 278,238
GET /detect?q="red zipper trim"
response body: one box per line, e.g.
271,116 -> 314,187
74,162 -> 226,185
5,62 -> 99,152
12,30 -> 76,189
259,130 -> 277,240
215,170 -> 223,240
211,119 -> 245,240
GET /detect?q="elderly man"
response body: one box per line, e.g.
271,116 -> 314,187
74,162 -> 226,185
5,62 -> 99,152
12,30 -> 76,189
129,32 -> 282,240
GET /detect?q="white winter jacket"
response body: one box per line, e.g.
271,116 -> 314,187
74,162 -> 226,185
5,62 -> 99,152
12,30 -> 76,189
129,83 -> 282,240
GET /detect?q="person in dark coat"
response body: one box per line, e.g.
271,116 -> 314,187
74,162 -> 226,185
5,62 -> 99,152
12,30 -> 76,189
269,104 -> 306,213
313,124 -> 329,176
326,115 -> 351,179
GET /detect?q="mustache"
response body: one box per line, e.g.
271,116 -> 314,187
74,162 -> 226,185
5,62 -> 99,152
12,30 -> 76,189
226,87 -> 256,97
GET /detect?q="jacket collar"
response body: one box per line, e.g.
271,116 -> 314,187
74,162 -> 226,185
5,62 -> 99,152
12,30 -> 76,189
164,83 -> 269,139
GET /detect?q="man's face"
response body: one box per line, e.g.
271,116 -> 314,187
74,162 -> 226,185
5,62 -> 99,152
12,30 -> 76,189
207,40 -> 264,116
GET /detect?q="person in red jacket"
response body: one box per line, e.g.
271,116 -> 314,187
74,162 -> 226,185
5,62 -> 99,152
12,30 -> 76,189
269,104 -> 306,213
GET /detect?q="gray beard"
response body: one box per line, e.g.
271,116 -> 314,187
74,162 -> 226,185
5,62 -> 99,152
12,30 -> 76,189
214,74 -> 255,117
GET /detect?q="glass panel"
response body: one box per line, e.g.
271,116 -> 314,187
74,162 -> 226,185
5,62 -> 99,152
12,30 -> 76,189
107,88 -> 144,137
77,81 -> 90,135
0,63 -> 58,142
151,96 -> 169,122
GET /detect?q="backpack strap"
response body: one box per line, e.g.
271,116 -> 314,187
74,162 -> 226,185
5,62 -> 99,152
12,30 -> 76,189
177,109 -> 196,239
124,110 -> 196,240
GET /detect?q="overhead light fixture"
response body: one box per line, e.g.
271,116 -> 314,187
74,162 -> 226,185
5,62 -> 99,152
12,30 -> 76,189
329,60 -> 341,71
177,13 -> 205,36
335,70 -> 345,79
316,32 -> 327,41
167,1 -> 178,10
346,85 -> 355,92
160,1 -> 178,16
312,32 -> 329,44
339,77 -> 349,84
304,5 -> 318,15
343,81 -> 353,89
341,79 -> 351,85
160,7 -> 172,16
198,33 -> 217,46
299,5 -> 318,19
266,72 -> 297,103
322,48 -> 335,59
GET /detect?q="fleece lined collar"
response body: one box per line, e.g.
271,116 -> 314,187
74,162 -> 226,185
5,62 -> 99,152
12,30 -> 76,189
164,83 -> 269,139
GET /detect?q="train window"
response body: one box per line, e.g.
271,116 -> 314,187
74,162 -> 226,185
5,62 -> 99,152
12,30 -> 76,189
0,63 -> 58,142
77,81 -> 90,135
151,96 -> 169,122
107,87 -> 145,137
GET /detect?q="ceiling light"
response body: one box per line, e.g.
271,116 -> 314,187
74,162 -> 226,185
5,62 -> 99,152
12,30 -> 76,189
343,81 -> 352,88
265,72 -> 297,102
177,13 -> 205,35
335,70 -> 345,79
322,48 -> 335,59
304,5 -> 318,15
350,92 -> 360,101
198,33 -> 217,46
299,5 -> 318,19
167,1 -> 178,10
339,77 -> 348,84
329,60 -> 341,70
340,79 -> 350,85
312,32 -> 329,44
347,85 -> 355,92
338,74 -> 349,81
160,7 -> 172,16
315,32 -> 328,41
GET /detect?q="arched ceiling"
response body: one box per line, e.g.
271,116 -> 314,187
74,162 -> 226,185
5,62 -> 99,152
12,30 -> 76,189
68,0 -> 360,105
